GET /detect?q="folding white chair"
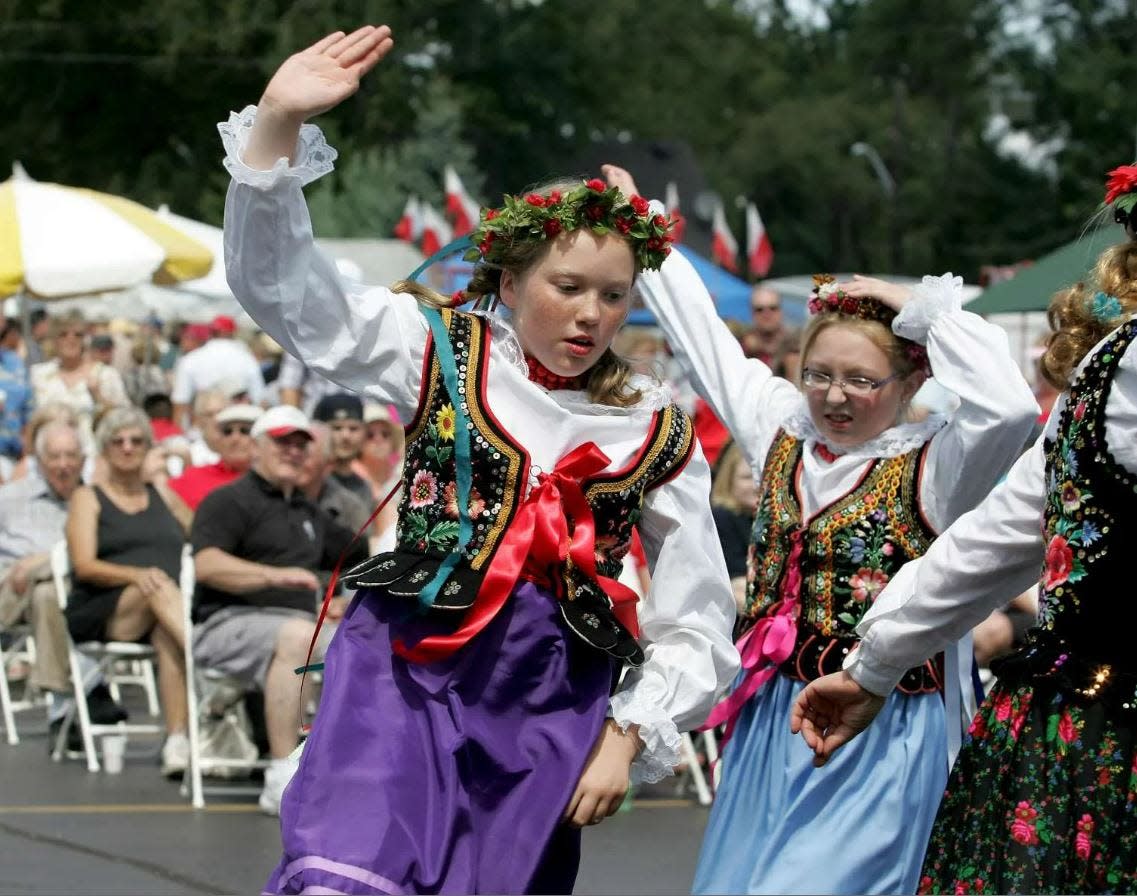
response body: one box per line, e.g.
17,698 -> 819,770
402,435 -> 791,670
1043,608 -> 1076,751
49,540 -> 164,771
0,625 -> 41,745
181,545 -> 270,808
679,729 -> 721,807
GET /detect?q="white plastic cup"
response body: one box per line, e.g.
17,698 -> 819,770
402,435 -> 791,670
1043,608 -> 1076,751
102,734 -> 126,774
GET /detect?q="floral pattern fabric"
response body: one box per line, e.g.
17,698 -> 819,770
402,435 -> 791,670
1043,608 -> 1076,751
921,319 -> 1137,893
919,682 -> 1137,894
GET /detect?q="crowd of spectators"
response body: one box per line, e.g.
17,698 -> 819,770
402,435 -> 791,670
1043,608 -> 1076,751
0,281 -> 1040,810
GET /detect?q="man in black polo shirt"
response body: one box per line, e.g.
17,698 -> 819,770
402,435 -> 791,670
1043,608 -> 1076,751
191,405 -> 367,815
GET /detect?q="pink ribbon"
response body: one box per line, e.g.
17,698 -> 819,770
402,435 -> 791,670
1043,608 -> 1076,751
700,527 -> 806,746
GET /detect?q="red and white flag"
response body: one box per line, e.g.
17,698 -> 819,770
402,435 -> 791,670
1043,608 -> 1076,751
419,203 -> 453,257
444,165 -> 481,237
393,196 -> 422,243
745,202 -> 774,277
711,200 -> 739,272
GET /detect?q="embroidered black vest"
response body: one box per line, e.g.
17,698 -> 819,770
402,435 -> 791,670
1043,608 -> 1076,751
741,429 -> 942,693
341,309 -> 695,666
992,318 -> 1137,710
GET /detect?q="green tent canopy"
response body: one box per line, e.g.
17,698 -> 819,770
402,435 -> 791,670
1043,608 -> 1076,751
968,227 -> 1124,314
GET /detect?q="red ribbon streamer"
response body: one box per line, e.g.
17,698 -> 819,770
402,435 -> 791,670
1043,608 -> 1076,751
394,441 -> 640,664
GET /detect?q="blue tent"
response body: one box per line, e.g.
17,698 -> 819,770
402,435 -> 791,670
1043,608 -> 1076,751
413,244 -> 804,326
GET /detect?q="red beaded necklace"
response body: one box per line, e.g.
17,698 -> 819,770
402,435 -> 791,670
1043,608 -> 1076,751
526,355 -> 587,391
813,442 -> 840,464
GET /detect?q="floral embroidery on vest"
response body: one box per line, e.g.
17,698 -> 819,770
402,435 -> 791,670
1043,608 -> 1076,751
742,428 -> 940,692
995,317 -> 1137,708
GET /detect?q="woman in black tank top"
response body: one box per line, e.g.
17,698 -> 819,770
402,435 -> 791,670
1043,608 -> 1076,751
64,407 -> 193,776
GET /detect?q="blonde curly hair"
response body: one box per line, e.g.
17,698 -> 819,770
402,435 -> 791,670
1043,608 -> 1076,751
1040,238 -> 1137,389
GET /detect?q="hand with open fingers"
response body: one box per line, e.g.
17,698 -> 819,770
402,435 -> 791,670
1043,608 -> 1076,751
789,671 -> 886,767
835,274 -> 912,312
260,26 -> 395,123
601,165 -> 640,203
562,720 -> 641,828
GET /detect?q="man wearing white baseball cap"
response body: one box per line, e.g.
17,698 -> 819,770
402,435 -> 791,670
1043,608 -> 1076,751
167,403 -> 263,511
190,404 -> 367,815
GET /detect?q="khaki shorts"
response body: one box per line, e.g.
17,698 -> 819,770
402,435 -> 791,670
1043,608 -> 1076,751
193,607 -> 332,690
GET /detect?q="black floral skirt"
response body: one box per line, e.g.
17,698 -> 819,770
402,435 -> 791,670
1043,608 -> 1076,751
919,680 -> 1137,894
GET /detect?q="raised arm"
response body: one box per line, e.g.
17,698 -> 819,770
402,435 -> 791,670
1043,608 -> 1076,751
608,445 -> 741,784
843,273 -> 1038,530
602,165 -> 799,470
221,27 -> 426,422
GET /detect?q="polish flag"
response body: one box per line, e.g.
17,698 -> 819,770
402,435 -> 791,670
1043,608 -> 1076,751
745,202 -> 774,277
711,200 -> 739,272
443,166 -> 481,237
393,196 -> 422,242
665,182 -> 686,244
419,203 -> 453,257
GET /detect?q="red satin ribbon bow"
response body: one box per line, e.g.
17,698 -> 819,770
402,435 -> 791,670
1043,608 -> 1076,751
700,527 -> 805,745
394,441 -> 641,663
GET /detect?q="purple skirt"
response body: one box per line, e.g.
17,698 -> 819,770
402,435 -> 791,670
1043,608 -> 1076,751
264,581 -> 614,895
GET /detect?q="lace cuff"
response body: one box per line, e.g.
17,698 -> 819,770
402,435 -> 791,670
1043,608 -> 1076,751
608,690 -> 683,784
892,273 -> 964,344
218,104 -> 337,190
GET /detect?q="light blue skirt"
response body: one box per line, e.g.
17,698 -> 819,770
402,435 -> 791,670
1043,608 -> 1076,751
692,673 -> 948,895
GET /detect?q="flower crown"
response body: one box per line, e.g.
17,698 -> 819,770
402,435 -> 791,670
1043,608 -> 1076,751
463,179 -> 677,272
807,274 -> 930,373
1106,165 -> 1137,225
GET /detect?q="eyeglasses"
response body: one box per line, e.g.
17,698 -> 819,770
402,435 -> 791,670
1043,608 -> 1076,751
801,369 -> 900,397
220,423 -> 252,437
109,435 -> 147,448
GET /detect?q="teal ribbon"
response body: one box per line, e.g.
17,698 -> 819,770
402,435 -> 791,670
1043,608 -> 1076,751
415,302 -> 476,611
408,236 -> 474,284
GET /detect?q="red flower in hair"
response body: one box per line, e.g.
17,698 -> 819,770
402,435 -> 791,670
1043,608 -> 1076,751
451,290 -> 466,304
630,195 -> 650,216
615,216 -> 634,234
585,204 -> 606,221
525,193 -> 546,207
485,208 -> 498,220
647,236 -> 665,250
478,233 -> 495,255
586,178 -> 607,192
652,214 -> 668,229
1105,165 -> 1137,205
841,296 -> 859,314
543,219 -> 562,238
547,190 -> 562,204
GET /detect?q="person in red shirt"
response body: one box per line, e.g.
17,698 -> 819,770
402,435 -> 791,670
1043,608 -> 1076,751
167,404 -> 261,510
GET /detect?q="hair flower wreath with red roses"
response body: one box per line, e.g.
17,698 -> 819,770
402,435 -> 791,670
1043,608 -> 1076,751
464,179 -> 677,272
807,274 -> 931,373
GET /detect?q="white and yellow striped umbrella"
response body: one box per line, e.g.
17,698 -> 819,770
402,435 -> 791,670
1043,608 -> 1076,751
0,163 -> 213,300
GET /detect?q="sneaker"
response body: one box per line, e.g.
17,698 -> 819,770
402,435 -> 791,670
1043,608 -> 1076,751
160,732 -> 190,778
258,755 -> 299,816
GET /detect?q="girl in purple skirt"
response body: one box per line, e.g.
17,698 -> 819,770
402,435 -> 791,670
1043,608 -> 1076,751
219,25 -> 739,895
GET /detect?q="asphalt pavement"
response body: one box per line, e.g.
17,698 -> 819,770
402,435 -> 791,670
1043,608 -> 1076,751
0,708 -> 710,895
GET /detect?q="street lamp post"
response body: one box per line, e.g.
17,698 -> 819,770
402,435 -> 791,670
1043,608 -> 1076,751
850,142 -> 901,270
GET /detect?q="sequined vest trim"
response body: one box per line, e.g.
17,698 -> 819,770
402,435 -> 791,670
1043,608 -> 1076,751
741,428 -> 942,693
993,317 -> 1137,710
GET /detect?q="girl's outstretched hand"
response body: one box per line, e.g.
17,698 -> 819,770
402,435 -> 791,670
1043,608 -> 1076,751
261,26 -> 395,123
789,670 -> 886,767
836,274 -> 912,312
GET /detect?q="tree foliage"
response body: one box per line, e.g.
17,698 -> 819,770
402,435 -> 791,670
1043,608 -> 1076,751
2,0 -> 1135,280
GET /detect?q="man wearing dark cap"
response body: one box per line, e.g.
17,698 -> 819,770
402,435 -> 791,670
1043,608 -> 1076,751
311,393 -> 373,506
